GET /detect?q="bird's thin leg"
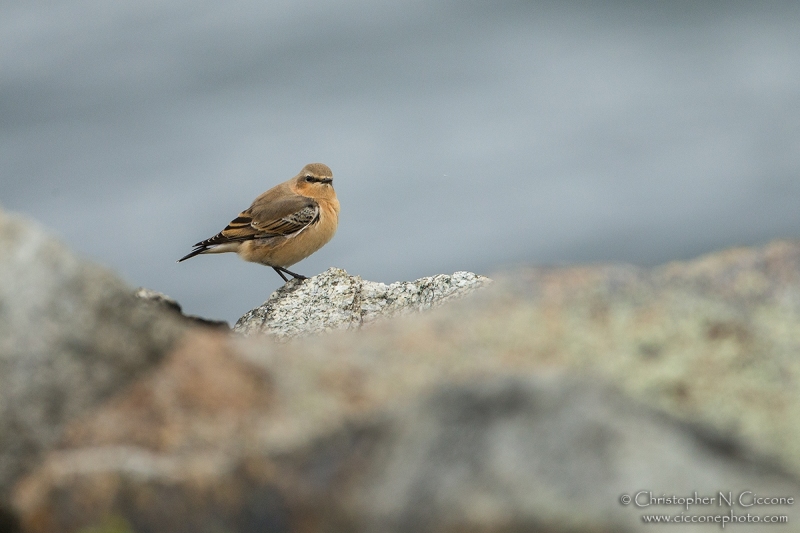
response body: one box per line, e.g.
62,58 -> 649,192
272,267 -> 289,282
276,266 -> 308,280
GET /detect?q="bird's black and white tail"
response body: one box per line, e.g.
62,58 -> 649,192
177,233 -> 232,262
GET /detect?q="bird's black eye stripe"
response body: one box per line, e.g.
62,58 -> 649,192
305,175 -> 333,183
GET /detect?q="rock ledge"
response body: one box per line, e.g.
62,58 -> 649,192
233,267 -> 491,338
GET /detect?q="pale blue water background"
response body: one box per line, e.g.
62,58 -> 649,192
2,1 -> 799,322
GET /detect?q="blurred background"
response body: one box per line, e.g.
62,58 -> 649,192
1,0 -> 799,323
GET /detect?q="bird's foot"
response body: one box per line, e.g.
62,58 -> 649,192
273,266 -> 308,282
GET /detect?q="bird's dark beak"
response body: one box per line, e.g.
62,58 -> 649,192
320,178 -> 333,184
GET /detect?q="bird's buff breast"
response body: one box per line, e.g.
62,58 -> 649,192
237,201 -> 338,267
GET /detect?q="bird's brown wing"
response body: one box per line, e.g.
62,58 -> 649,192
186,195 -> 319,250
177,185 -> 321,262
247,194 -> 320,237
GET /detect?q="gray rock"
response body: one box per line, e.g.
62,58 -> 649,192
134,287 -> 182,313
233,267 -> 491,338
343,376 -> 800,532
13,360 -> 800,532
135,287 -> 230,330
0,209 -> 189,507
8,226 -> 800,532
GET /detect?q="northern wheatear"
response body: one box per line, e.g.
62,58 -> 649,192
178,163 -> 339,282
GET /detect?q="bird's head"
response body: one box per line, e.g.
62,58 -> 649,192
294,163 -> 335,199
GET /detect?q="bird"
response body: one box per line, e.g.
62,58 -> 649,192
178,163 -> 339,282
